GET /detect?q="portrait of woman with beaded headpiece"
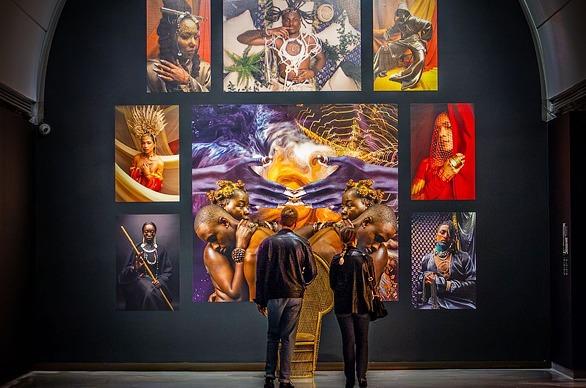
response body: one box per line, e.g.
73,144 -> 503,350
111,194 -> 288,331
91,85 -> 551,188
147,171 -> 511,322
114,105 -> 180,202
222,0 -> 361,92
146,0 -> 211,93
410,103 -> 475,201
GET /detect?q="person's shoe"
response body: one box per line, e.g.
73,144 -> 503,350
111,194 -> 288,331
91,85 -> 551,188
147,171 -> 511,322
345,379 -> 355,387
279,382 -> 295,388
264,377 -> 275,388
358,378 -> 368,387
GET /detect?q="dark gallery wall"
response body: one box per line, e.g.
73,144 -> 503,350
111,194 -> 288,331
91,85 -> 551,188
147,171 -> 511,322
0,103 -> 34,381
37,0 -> 548,364
549,113 -> 585,377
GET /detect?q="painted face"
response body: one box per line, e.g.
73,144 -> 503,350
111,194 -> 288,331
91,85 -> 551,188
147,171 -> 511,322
341,189 -> 369,220
223,190 -> 250,220
436,224 -> 451,242
177,17 -> 200,59
354,207 -> 398,249
282,10 -> 301,35
435,113 -> 453,152
142,224 -> 156,243
395,9 -> 409,24
141,135 -> 155,155
196,220 -> 236,256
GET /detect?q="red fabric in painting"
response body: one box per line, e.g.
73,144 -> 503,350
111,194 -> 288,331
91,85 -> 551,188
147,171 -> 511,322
424,5 -> 438,70
448,103 -> 475,200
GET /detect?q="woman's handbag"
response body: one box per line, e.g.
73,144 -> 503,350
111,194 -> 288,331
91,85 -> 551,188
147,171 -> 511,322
370,294 -> 388,321
365,253 -> 388,321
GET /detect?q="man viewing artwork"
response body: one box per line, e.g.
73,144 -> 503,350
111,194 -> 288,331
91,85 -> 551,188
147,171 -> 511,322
255,206 -> 317,388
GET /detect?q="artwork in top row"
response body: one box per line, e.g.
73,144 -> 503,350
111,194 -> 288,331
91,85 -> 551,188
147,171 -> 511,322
145,0 -> 437,92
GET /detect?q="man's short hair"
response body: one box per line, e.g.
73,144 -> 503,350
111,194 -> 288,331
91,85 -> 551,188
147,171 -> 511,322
194,204 -> 226,229
280,206 -> 298,227
355,204 -> 397,230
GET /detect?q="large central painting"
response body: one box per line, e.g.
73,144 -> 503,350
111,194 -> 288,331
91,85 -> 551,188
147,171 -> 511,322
191,104 -> 399,303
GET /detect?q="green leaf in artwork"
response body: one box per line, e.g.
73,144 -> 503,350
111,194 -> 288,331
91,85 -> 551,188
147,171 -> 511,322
225,46 -> 265,86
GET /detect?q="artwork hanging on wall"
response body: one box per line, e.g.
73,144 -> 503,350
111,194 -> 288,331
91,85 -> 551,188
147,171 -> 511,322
116,214 -> 180,311
115,105 -> 180,202
411,103 -> 475,200
373,0 -> 437,91
411,212 -> 476,309
191,104 -> 399,302
223,0 -> 361,92
146,0 -> 211,92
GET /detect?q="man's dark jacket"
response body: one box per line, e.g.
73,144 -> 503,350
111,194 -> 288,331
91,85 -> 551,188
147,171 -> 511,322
254,228 -> 318,307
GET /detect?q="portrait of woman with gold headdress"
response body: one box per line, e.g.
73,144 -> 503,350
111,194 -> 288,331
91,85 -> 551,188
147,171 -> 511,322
115,105 -> 180,202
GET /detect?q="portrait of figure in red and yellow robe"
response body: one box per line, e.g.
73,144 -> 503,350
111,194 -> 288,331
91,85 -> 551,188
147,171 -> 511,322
411,103 -> 475,200
115,105 -> 180,202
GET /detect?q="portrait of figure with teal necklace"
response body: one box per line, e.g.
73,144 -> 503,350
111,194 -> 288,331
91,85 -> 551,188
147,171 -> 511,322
415,216 -> 476,310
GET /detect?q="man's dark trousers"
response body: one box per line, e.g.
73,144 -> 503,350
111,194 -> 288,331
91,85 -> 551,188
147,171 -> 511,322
265,297 -> 303,383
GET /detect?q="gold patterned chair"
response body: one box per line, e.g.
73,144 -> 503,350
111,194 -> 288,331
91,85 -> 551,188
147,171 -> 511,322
291,254 -> 334,378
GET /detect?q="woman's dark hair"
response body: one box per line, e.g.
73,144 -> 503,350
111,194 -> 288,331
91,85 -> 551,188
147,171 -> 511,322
157,0 -> 201,83
340,226 -> 357,246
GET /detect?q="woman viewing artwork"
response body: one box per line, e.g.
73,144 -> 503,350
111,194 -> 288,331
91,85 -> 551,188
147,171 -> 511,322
330,226 -> 382,388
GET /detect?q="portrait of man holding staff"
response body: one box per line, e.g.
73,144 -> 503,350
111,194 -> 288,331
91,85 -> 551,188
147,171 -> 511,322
116,214 -> 180,311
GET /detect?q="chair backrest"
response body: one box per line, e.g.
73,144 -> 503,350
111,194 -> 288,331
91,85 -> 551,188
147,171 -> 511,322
297,254 -> 334,337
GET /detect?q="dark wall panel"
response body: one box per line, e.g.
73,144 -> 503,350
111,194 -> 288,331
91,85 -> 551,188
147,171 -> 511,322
39,0 -> 548,363
0,103 -> 34,381
548,114 -> 572,369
